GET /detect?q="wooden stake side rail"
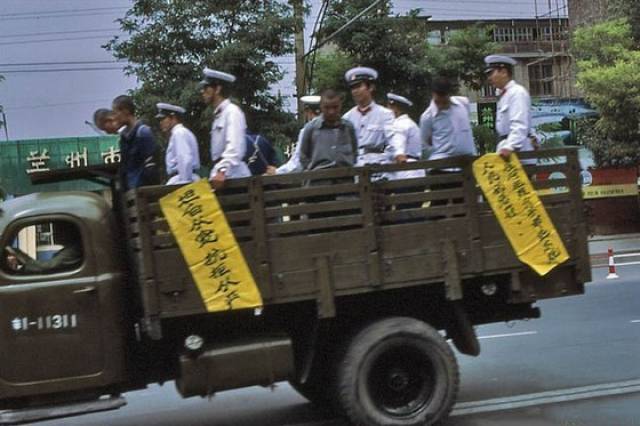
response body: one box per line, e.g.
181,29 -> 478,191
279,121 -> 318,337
124,150 -> 590,325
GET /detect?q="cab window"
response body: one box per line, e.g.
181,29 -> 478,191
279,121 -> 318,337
2,220 -> 84,275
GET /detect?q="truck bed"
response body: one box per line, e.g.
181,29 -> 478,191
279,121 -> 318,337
124,149 -> 590,334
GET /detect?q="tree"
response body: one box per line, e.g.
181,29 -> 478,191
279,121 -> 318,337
311,0 -> 496,117
608,0 -> 640,44
105,1 -> 298,157
573,18 -> 640,166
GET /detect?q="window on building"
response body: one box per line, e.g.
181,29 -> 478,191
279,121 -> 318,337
479,83 -> 496,98
2,220 -> 84,276
493,27 -> 514,42
515,27 -> 533,42
529,63 -> 554,97
427,30 -> 443,45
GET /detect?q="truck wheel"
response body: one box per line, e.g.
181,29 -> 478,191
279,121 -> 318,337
336,317 -> 459,426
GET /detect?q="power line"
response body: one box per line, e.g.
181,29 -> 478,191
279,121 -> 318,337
0,6 -> 128,17
4,99 -> 114,112
0,28 -> 120,39
0,60 -> 123,67
0,67 -> 125,74
0,36 -> 116,47
0,11 -> 127,22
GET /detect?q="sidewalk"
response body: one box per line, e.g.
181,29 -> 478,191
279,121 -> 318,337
588,233 -> 640,267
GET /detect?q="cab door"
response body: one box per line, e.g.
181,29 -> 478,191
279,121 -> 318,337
0,216 -> 126,398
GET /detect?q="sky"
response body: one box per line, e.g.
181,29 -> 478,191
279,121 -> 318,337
0,0 -> 566,141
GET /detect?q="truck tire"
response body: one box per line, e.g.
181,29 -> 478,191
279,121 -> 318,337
336,317 -> 459,426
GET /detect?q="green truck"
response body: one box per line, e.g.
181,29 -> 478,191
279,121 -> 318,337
0,148 -> 590,426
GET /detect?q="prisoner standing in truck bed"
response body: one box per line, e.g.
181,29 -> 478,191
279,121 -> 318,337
299,90 -> 357,171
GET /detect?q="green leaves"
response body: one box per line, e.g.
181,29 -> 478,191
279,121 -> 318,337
105,0 -> 297,158
574,18 -> 640,166
313,1 -> 495,117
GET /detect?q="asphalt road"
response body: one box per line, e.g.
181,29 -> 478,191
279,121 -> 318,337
43,265 -> 640,426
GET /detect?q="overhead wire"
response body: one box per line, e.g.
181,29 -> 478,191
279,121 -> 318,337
0,28 -> 120,39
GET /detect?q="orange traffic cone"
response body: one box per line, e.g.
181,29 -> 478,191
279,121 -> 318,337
606,248 -> 619,279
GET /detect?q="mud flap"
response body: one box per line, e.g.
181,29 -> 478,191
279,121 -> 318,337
447,301 -> 480,357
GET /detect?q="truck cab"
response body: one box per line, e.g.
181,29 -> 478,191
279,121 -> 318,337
0,192 -> 127,409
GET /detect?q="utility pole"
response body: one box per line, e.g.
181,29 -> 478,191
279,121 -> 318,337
291,0 -> 306,123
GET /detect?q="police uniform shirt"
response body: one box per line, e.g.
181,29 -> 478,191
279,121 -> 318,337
276,128 -> 304,174
209,99 -> 251,179
420,96 -> 477,160
165,123 -> 201,185
496,80 -> 533,153
391,114 -> 422,159
343,102 -> 395,166
389,113 -> 425,180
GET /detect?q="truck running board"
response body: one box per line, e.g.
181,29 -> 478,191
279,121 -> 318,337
0,395 -> 126,425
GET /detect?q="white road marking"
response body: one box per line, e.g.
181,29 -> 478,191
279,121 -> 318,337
452,378 -> 640,416
631,320 -> 640,323
286,379 -> 640,425
477,331 -> 538,340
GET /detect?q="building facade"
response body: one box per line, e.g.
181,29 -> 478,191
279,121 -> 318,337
425,18 -> 575,102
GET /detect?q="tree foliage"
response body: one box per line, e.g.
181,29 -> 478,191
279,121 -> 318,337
105,0 -> 298,156
608,0 -> 640,44
312,0 -> 496,118
573,18 -> 640,166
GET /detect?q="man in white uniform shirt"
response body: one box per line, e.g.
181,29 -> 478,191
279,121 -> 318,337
275,95 -> 321,174
342,67 -> 395,174
156,103 -> 201,185
484,55 -> 534,160
199,68 -> 250,189
386,93 -> 425,180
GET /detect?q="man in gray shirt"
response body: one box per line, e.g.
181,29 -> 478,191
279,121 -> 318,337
299,89 -> 357,171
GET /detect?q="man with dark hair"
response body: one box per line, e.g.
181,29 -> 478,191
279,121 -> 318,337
343,67 -> 394,176
420,77 -> 476,209
199,68 -> 250,189
299,89 -> 357,171
93,108 -> 120,135
484,55 -> 534,159
419,77 -> 476,161
274,95 -> 322,174
111,95 -> 160,190
155,103 -> 201,185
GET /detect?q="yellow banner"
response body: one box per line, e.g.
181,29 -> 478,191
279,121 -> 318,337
473,154 -> 569,276
582,184 -> 638,199
159,179 -> 262,312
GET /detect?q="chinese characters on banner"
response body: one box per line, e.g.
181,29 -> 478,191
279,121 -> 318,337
159,179 -> 263,312
25,146 -> 121,174
472,154 -> 569,276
